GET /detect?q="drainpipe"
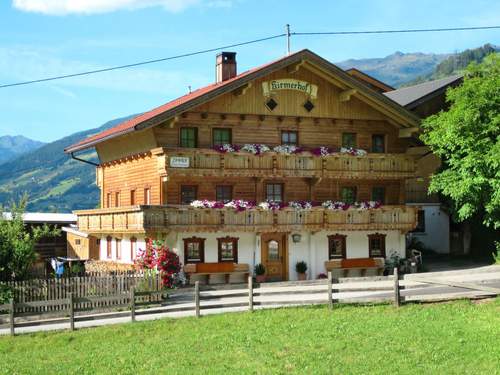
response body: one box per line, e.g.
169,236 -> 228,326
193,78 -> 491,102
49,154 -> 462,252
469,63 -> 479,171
70,152 -> 99,167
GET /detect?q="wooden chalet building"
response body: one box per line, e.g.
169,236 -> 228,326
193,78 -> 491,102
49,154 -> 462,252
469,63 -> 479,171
65,49 -> 422,282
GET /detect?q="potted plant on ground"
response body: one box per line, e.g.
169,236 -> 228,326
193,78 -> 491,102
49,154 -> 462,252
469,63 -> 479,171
295,261 -> 308,281
254,263 -> 266,283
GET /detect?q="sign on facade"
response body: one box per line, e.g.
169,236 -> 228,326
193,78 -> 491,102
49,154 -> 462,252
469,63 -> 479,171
262,79 -> 318,99
169,157 -> 190,168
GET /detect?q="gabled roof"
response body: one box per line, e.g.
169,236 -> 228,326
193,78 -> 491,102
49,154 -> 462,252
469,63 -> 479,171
65,49 -> 420,153
384,75 -> 463,108
345,68 -> 395,93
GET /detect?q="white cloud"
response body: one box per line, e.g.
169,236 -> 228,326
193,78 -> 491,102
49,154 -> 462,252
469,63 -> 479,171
11,0 -> 224,15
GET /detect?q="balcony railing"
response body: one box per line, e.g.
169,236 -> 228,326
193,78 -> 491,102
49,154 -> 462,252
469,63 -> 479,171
164,148 -> 417,179
75,205 -> 418,234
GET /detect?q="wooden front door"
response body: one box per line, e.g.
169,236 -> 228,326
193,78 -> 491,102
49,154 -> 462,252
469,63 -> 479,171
261,233 -> 287,281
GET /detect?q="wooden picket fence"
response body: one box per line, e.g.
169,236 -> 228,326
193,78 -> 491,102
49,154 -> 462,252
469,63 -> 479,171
1,268 -> 500,336
2,274 -> 163,314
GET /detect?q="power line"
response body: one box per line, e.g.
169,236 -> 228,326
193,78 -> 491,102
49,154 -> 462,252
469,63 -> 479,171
1,25 -> 499,89
0,33 -> 286,89
293,25 -> 500,36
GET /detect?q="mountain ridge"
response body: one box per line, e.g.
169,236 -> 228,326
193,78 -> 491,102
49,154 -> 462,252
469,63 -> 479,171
0,135 -> 45,165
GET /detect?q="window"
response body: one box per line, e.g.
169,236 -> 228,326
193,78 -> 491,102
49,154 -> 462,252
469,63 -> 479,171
281,130 -> 298,146
115,191 -> 120,207
216,185 -> 232,203
371,134 -> 385,153
266,183 -> 283,202
371,187 -> 386,204
342,133 -> 357,148
217,236 -> 238,262
96,239 -> 101,246
328,234 -> 346,259
130,237 -> 137,260
106,193 -> 111,208
414,210 -> 426,232
116,238 -> 122,260
106,236 -> 112,259
75,239 -> 81,245
183,237 -> 205,264
213,128 -> 232,146
144,188 -> 151,205
368,233 -> 386,258
267,240 -> 279,261
341,186 -> 357,204
181,185 -> 197,204
130,190 -> 136,205
180,127 -> 198,148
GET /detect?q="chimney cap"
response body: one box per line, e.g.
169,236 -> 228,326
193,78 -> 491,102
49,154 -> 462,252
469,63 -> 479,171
217,51 -> 237,62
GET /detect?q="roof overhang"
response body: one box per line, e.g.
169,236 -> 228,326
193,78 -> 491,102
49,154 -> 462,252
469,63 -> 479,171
65,49 -> 420,153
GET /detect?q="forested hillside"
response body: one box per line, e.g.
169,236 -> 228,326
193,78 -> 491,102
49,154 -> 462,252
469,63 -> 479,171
402,44 -> 498,86
0,115 -> 135,212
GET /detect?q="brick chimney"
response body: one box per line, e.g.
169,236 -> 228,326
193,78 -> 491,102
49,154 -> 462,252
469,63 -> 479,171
216,52 -> 237,83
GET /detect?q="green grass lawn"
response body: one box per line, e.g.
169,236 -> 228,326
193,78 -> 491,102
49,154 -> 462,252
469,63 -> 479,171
1,299 -> 499,375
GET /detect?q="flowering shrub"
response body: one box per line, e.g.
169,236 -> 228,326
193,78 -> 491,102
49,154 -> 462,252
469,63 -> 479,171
340,147 -> 368,156
156,245 -> 182,289
272,145 -> 303,155
134,239 -> 182,289
213,144 -> 240,153
240,144 -> 270,155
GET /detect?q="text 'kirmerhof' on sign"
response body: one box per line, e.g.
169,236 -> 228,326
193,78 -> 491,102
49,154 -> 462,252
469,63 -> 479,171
262,79 -> 318,99
169,156 -> 190,168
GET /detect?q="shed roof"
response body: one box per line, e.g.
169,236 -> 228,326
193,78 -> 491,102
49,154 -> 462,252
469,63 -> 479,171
384,75 -> 463,108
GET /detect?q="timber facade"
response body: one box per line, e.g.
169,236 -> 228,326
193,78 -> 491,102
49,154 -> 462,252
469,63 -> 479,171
67,49 -> 421,282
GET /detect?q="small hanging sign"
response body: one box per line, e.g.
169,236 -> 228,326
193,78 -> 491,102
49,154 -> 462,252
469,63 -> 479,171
169,156 -> 190,168
262,79 -> 318,99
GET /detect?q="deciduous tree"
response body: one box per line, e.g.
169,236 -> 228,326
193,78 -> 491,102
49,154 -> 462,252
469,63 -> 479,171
421,54 -> 500,228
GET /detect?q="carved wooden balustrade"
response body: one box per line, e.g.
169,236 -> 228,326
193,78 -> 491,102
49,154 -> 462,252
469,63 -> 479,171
164,148 -> 417,179
75,205 -> 418,234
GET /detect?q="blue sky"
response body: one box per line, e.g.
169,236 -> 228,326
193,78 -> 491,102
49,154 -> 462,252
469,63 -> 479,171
1,0 -> 499,142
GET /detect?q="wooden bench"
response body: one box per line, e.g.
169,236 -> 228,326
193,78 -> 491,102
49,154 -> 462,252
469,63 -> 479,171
184,263 -> 250,284
324,258 -> 385,277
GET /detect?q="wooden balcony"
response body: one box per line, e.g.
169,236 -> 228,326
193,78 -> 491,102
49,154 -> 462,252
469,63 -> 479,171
164,148 -> 417,179
75,205 -> 418,234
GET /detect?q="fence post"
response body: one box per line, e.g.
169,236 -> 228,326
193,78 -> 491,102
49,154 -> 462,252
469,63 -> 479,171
194,281 -> 200,318
248,276 -> 253,312
328,272 -> 333,310
332,277 -> 339,305
9,299 -> 15,336
393,267 -> 400,307
130,287 -> 136,322
68,292 -> 75,331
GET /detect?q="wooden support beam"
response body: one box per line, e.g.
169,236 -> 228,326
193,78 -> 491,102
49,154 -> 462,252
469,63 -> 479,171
339,88 -> 357,102
233,82 -> 252,97
168,116 -> 179,129
399,127 -> 421,138
287,60 -> 305,74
